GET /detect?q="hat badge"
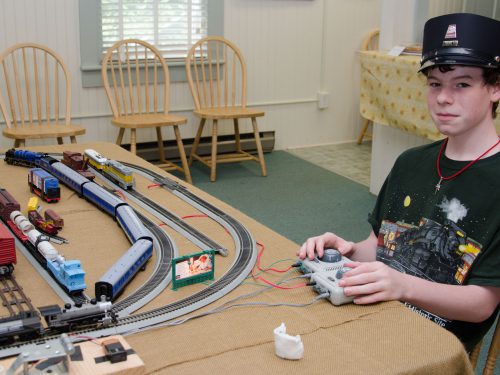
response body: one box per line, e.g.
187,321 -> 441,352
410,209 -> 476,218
444,24 -> 457,39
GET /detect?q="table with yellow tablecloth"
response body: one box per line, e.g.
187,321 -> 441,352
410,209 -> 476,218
359,50 -> 500,140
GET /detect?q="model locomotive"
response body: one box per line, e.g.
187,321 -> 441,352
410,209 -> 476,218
28,168 -> 60,203
84,149 -> 135,190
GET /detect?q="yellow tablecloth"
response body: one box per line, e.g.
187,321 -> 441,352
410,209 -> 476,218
359,50 -> 500,140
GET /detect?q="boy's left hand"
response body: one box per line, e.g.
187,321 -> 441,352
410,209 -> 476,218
338,261 -> 407,304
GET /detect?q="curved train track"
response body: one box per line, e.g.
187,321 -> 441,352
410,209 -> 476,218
0,155 -> 257,358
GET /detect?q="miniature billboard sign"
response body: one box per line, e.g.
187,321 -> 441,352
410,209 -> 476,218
171,250 -> 215,290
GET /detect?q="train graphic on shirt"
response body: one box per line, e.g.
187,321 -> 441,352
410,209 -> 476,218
376,217 -> 481,285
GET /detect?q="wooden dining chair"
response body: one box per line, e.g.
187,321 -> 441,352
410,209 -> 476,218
101,39 -> 192,184
469,315 -> 499,375
0,43 -> 85,147
185,36 -> 267,182
357,29 -> 380,145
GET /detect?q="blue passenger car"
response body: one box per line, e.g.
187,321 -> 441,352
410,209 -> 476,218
116,205 -> 152,243
95,239 -> 153,300
82,182 -> 125,216
50,162 -> 89,195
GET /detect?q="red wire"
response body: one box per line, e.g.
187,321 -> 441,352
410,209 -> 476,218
178,212 -> 304,289
115,190 -> 127,201
181,214 -> 209,219
252,242 -> 305,289
255,242 -> 292,273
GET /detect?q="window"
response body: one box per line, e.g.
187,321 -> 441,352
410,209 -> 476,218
79,0 -> 223,87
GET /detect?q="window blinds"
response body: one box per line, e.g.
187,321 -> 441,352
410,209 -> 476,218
101,0 -> 208,60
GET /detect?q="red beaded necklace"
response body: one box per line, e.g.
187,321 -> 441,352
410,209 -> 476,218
435,136 -> 500,193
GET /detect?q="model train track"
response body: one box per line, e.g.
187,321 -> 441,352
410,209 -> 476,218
0,276 -> 36,318
89,163 -> 227,257
111,209 -> 175,315
0,155 -> 257,358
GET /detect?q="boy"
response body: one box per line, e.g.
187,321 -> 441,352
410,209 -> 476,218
298,13 -> 500,352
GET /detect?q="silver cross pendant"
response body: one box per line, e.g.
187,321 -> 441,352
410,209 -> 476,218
435,177 -> 443,194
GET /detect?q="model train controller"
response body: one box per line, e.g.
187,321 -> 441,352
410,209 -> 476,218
299,248 -> 354,306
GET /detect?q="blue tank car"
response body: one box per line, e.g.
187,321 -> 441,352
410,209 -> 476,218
46,259 -> 86,293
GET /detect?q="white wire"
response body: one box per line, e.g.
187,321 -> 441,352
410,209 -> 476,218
123,275 -> 326,336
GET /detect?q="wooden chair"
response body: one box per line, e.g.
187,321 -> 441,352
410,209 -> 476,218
470,315 -> 500,375
357,29 -> 380,145
101,39 -> 192,184
0,43 -> 85,147
185,36 -> 267,182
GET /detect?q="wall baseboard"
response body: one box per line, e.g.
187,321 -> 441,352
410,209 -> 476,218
122,130 -> 276,162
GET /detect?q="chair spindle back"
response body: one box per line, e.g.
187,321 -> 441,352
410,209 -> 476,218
0,43 -> 71,128
186,36 -> 247,110
102,39 -> 169,118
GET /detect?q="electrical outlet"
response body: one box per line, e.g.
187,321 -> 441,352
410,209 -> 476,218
317,91 -> 330,109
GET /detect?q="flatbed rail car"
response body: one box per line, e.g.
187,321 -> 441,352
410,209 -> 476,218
28,168 -> 60,203
28,210 -> 59,236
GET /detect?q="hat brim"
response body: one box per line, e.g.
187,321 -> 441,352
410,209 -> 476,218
419,47 -> 500,72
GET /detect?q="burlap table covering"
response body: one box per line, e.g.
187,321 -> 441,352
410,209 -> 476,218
0,142 -> 473,374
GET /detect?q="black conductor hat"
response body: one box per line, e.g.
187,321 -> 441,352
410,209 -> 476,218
420,13 -> 500,71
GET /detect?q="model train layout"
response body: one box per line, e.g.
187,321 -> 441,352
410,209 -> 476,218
0,147 -> 258,359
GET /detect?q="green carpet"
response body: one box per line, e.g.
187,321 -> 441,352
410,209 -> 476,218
186,150 -> 377,246
173,151 -> 497,375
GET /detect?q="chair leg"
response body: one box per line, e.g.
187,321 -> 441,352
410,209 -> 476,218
233,118 -> 241,152
189,118 -> 206,165
210,119 -> 218,182
357,119 -> 372,145
156,127 -> 165,163
469,340 -> 482,370
116,128 -> 125,146
484,319 -> 500,375
57,137 -> 63,145
251,117 -> 267,177
130,129 -> 137,154
14,139 -> 22,148
173,125 -> 192,184
70,136 -> 77,144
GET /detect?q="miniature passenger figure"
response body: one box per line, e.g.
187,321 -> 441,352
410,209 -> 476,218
298,13 -> 500,352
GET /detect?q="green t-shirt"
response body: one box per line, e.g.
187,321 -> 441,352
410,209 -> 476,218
368,140 -> 500,351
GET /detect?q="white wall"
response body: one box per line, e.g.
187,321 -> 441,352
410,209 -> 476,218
0,0 -> 381,151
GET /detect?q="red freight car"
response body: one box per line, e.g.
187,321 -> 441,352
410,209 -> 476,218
0,188 -> 21,222
44,209 -> 64,230
0,224 -> 16,275
62,151 -> 95,181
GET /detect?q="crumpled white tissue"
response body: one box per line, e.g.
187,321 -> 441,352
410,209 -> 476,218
273,322 -> 304,360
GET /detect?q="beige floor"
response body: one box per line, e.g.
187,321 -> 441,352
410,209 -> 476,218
287,141 -> 372,187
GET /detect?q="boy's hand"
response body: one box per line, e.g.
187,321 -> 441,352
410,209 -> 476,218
297,232 -> 355,260
339,261 -> 407,304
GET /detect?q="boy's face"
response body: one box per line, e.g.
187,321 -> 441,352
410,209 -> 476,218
426,66 -> 500,137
